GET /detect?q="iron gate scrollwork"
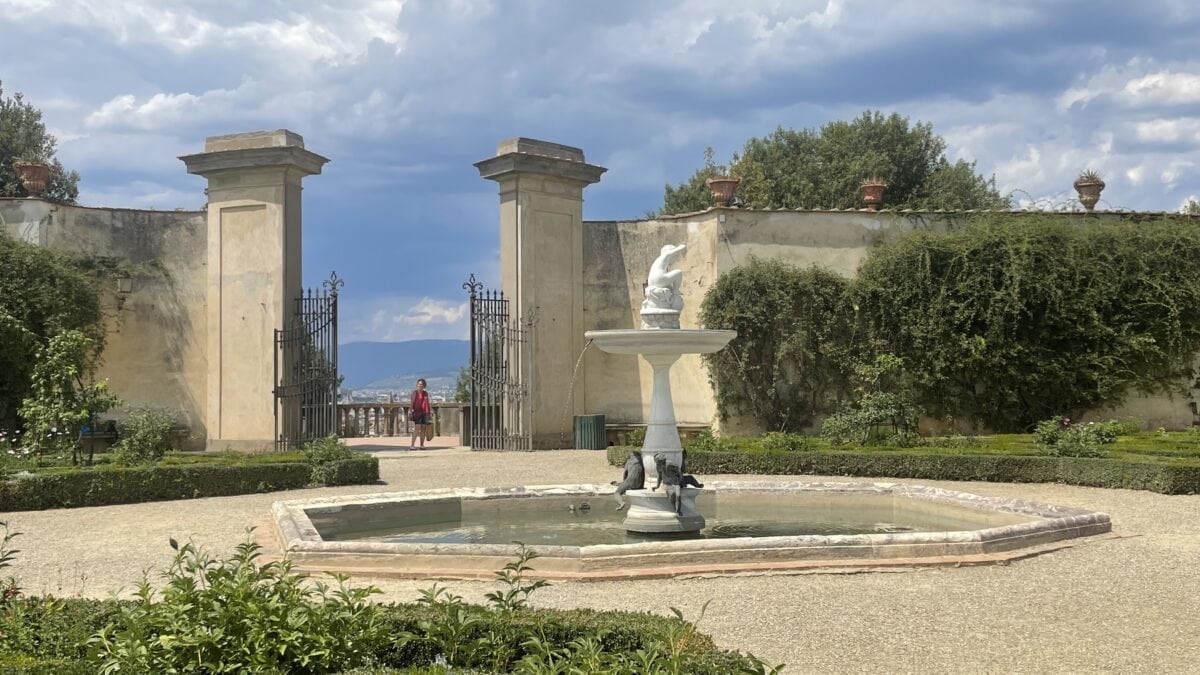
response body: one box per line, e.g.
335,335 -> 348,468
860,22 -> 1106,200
274,272 -> 343,451
464,274 -> 534,451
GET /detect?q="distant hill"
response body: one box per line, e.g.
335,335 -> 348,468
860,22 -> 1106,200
338,340 -> 468,390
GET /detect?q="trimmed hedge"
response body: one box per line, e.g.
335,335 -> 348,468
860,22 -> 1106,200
0,598 -> 764,674
316,455 -> 380,487
606,445 -> 1200,495
0,455 -> 380,511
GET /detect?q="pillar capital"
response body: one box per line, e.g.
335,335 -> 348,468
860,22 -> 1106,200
475,137 -> 605,186
180,129 -> 329,179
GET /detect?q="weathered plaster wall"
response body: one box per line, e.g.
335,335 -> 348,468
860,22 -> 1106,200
580,207 -> 1196,432
1,198 -> 208,447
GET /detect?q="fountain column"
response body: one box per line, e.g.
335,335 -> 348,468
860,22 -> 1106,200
643,352 -> 684,478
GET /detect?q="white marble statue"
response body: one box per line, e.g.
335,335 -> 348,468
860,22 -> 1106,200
641,244 -> 686,328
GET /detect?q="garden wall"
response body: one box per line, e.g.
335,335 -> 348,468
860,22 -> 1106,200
578,207 -> 1197,433
2,198 -> 208,447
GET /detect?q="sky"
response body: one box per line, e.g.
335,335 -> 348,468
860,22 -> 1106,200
3,0 -> 1200,344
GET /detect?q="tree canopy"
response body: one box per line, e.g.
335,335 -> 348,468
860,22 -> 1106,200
659,111 -> 1009,215
0,81 -> 80,204
0,230 -> 103,429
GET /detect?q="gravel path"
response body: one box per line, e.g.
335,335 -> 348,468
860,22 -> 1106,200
4,445 -> 1199,673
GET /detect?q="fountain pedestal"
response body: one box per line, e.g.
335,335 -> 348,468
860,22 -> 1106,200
623,487 -> 705,533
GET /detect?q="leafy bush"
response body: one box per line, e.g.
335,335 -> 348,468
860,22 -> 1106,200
700,258 -> 858,431
0,463 -> 311,511
855,214 -> 1200,431
4,546 -> 779,674
89,536 -> 385,673
685,428 -> 729,453
821,355 -> 922,446
1034,416 -> 1129,458
110,407 -> 175,465
758,431 -> 814,453
303,436 -> 376,484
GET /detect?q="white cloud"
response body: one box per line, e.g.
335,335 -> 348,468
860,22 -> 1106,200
1135,118 -> 1200,144
0,0 -> 405,65
342,297 -> 469,342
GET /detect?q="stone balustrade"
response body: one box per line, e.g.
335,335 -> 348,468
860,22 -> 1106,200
337,402 -> 462,438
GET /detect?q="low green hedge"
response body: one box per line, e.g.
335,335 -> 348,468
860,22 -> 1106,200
0,597 -> 763,674
316,455 -> 380,487
0,455 -> 380,512
606,445 -> 1200,495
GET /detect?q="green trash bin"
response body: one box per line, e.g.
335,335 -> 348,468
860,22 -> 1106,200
573,414 -> 607,450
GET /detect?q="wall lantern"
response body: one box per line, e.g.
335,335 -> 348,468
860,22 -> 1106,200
116,275 -> 133,309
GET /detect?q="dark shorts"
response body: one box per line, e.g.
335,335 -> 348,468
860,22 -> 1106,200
412,413 -> 431,425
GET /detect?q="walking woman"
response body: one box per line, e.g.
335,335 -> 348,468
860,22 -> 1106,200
409,378 -> 432,450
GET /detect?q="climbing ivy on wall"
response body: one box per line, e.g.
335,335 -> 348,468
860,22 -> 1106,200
701,213 -> 1200,433
856,213 -> 1200,431
699,259 -> 860,431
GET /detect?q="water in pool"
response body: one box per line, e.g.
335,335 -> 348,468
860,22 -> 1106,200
311,492 -> 1032,546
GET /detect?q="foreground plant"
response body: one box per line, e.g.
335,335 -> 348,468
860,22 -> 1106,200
88,531 -> 383,673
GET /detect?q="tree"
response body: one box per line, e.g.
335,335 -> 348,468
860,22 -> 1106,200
0,230 -> 103,429
658,111 -> 1009,214
1183,198 -> 1200,215
0,81 -> 80,203
453,366 -> 470,403
18,330 -> 120,465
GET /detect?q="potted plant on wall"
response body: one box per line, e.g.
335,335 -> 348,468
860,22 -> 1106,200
706,176 -> 741,206
12,158 -> 52,199
859,177 -> 888,211
1073,169 -> 1105,212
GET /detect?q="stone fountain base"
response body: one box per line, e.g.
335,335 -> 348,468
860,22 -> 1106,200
622,487 -> 705,533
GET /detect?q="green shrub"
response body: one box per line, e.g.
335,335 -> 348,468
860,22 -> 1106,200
1034,417 -> 1124,458
700,258 -> 858,431
89,536 -> 384,674
758,431 -> 814,452
627,426 -> 647,447
684,428 -> 728,453
820,355 -> 923,447
0,463 -> 311,511
662,448 -> 1199,494
303,436 -> 377,485
110,407 -> 175,464
321,455 -> 381,486
855,214 -> 1200,431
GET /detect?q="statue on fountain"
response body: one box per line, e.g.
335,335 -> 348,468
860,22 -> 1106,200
652,452 -> 705,515
641,243 -> 686,329
612,450 -> 645,510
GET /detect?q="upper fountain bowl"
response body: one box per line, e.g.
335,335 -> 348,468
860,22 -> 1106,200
585,328 -> 737,355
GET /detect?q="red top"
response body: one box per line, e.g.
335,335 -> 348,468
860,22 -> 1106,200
411,389 -> 431,415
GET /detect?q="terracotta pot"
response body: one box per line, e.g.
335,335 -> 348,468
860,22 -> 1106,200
1074,180 -> 1105,212
706,176 -> 740,205
860,182 -> 887,211
12,161 -> 51,198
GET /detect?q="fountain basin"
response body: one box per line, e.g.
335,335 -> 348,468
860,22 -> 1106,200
584,328 -> 737,355
270,482 -> 1111,580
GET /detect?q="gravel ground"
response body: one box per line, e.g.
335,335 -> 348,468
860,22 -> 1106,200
4,445 -> 1199,673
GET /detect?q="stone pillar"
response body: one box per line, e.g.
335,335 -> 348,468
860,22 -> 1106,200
180,130 -> 328,450
475,138 -> 605,448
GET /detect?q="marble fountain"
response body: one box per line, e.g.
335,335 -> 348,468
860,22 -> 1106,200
271,244 -> 1111,580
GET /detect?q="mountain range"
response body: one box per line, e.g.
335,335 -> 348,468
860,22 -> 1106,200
338,339 -> 469,390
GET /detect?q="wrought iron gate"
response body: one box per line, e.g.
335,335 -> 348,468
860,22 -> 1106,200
274,272 -> 343,450
464,274 -> 534,450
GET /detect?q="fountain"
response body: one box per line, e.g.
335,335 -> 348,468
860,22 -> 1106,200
268,243 -> 1113,580
584,243 -> 735,533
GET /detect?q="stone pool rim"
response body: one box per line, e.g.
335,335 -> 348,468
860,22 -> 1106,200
269,481 -> 1112,580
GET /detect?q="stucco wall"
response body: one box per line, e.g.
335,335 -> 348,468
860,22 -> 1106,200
1,198 -> 208,447
580,207 -> 1196,432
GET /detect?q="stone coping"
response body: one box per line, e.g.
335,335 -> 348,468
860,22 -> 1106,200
270,482 -> 1111,580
